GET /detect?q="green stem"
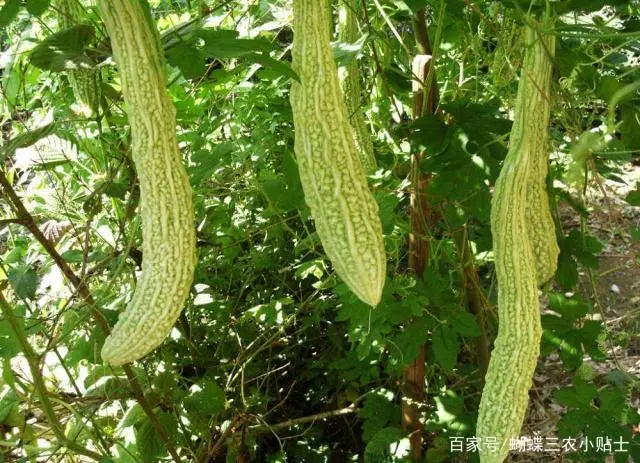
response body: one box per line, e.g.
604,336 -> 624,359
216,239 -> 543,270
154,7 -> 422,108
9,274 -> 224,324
0,291 -> 104,462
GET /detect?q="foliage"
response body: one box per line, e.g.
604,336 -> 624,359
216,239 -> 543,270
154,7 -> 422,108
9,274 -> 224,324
0,0 -> 638,461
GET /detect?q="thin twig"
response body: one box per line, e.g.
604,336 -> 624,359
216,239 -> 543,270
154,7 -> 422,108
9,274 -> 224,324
0,291 -> 104,461
249,405 -> 358,433
0,218 -> 24,226
359,0 -> 403,118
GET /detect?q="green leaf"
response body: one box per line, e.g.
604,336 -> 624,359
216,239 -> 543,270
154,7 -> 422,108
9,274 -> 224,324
625,188 -> 640,206
557,331 -> 584,370
65,415 -> 91,442
383,292 -> 428,325
1,123 -> 56,161
410,114 -> 448,154
542,293 -> 606,369
432,324 -> 459,373
25,0 -> 50,16
102,181 -> 129,199
117,403 -> 146,433
197,29 -> 273,59
0,0 -> 21,28
557,408 -> 591,437
580,320 -> 607,361
596,76 -> 623,101
391,318 -> 428,366
7,265 -> 39,300
598,386 -> 628,420
183,379 -> 225,416
443,100 -> 512,136
554,377 -> 597,410
85,377 -> 123,398
620,105 -> 640,150
333,33 -> 367,64
136,415 -> 166,463
167,43 -> 206,80
358,390 -> 398,441
433,390 -> 465,425
66,325 -> 106,366
4,65 -> 21,109
0,319 -> 22,358
190,143 -> 234,183
563,230 -> 601,269
259,172 -> 288,211
555,249 -> 578,290
281,150 -> 305,210
29,25 -> 95,72
383,67 -> 411,94
0,390 -> 20,424
83,365 -> 113,390
250,53 -> 300,82
547,293 -> 589,323
374,192 -> 398,235
447,308 -> 480,337
420,264 -> 450,305
583,235 -> 604,254
61,249 -> 107,263
364,427 -> 405,463
193,142 -> 234,170
402,0 -> 428,13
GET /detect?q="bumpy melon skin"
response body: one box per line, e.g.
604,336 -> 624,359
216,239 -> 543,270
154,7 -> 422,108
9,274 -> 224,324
97,0 -> 197,366
337,0 -> 376,173
489,10 -> 558,285
525,26 -> 558,286
290,0 -> 386,306
58,0 -> 102,116
490,14 -> 523,89
476,23 -> 556,463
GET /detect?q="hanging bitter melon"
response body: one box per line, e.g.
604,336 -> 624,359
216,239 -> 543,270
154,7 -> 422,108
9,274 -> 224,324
58,0 -> 101,116
476,20 -> 557,463
524,24 -> 559,285
290,0 -> 386,306
337,0 -> 376,173
97,0 -> 196,365
489,11 -> 524,90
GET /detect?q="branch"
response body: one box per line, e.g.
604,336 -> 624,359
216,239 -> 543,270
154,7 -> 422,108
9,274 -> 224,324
0,218 -> 24,226
249,405 -> 358,434
402,7 -> 446,459
0,170 -> 182,463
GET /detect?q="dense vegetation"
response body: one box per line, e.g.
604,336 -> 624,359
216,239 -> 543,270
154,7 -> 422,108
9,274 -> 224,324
0,0 -> 638,461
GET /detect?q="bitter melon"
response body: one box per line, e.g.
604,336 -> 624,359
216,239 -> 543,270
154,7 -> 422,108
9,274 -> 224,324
290,0 -> 386,306
97,0 -> 196,365
476,20 -> 556,463
524,26 -> 558,285
57,0 -> 101,116
337,0 -> 376,173
489,12 -> 523,89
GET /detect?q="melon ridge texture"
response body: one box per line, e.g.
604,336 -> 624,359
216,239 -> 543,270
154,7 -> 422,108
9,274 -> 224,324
290,0 -> 386,306
476,21 -> 556,463
97,0 -> 197,366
